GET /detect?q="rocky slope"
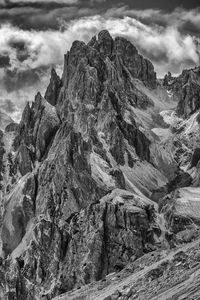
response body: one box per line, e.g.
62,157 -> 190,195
163,67 -> 200,118
0,30 -> 200,300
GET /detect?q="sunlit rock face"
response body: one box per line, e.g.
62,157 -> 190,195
2,30 -> 200,300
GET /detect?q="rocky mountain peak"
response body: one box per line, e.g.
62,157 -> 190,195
45,68 -> 62,106
1,30 -> 200,300
163,66 -> 200,118
96,29 -> 114,57
61,30 -> 156,94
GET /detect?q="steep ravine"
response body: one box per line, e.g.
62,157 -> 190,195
0,30 -> 200,300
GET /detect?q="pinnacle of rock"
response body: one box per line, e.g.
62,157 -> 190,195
0,30 -> 200,300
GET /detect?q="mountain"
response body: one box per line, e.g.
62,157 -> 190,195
1,30 -> 200,299
164,67 -> 200,117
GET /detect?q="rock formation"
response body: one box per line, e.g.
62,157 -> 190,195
0,30 -> 200,300
45,68 -> 62,106
164,67 -> 200,117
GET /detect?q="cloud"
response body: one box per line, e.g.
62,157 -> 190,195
0,54 -> 10,68
104,6 -> 200,35
0,66 -> 50,121
0,98 -> 16,114
0,6 -> 98,30
0,7 -> 200,121
0,0 -> 79,6
59,14 -> 199,76
2,67 -> 49,92
0,8 -> 199,77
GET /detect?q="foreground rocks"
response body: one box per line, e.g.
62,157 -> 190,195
53,237 -> 200,300
3,191 -> 156,299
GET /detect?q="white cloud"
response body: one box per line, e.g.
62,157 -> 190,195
0,7 -> 199,77
60,15 -> 199,76
0,14 -> 199,77
0,9 -> 200,120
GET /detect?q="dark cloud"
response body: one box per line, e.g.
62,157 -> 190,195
0,1 -> 200,121
0,6 -> 99,30
2,0 -> 199,11
2,67 -> 49,92
8,39 -> 26,51
115,0 -> 200,11
8,38 -> 30,62
0,0 -> 109,30
0,99 -> 16,113
0,55 -> 10,68
0,0 -> 79,9
0,1 -> 198,32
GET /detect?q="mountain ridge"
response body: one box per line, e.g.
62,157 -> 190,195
0,30 -> 200,299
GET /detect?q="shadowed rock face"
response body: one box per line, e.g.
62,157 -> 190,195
0,130 -> 5,185
191,148 -> 200,168
1,174 -> 36,256
164,67 -> 200,118
45,68 -> 62,106
57,30 -> 153,167
14,92 -> 60,167
5,198 -> 154,299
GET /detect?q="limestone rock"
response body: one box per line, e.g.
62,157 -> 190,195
163,67 -> 200,118
159,187 -> 200,236
1,30 -> 194,300
45,68 -> 62,106
1,173 -> 36,256
0,130 -> 5,185
4,193 -> 155,299
16,142 -> 32,176
14,93 -> 60,164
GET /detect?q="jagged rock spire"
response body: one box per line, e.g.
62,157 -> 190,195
45,67 -> 62,106
0,30 -> 165,299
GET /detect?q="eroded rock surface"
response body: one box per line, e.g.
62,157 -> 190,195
164,67 -> 200,118
1,30 -> 200,300
45,68 -> 62,106
4,193 -> 156,299
14,92 -> 60,165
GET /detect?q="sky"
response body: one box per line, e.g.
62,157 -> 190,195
0,0 -> 200,121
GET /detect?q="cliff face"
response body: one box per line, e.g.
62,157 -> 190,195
1,30 -> 200,300
164,67 -> 200,118
0,30 -> 161,299
45,68 -> 62,106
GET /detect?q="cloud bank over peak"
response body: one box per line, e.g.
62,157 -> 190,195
0,12 -> 199,76
0,6 -> 200,121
